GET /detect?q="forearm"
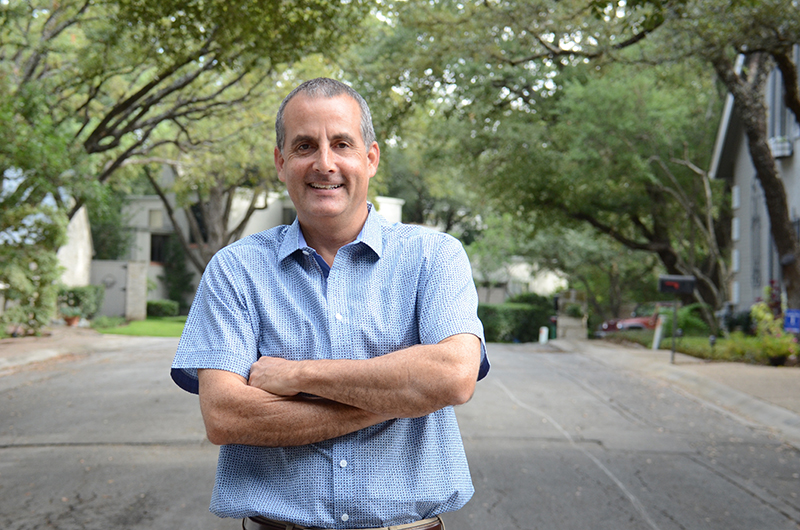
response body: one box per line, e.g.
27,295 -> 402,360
250,334 -> 482,418
198,369 -> 390,447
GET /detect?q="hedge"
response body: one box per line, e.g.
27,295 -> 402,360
58,285 -> 105,319
478,302 -> 553,343
147,299 -> 180,317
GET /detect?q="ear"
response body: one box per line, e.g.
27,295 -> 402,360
274,146 -> 286,182
366,142 -> 380,179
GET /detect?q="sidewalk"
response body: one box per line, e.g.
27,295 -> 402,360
0,324 -> 136,373
552,338 -> 800,447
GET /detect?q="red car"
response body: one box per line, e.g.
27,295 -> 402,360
597,303 -> 670,337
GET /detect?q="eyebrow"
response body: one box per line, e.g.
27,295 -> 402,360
288,135 -> 316,149
331,133 -> 358,146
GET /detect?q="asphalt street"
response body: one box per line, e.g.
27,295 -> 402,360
450,343 -> 800,530
0,336 -> 799,529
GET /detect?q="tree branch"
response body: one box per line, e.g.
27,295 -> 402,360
773,48 -> 800,127
143,166 -> 207,275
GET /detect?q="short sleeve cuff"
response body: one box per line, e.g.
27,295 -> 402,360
171,349 -> 254,395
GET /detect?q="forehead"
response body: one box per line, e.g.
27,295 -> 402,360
283,94 -> 362,139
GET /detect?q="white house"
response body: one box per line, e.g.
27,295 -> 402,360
709,52 -> 800,311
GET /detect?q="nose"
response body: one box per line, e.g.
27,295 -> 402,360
313,144 -> 336,173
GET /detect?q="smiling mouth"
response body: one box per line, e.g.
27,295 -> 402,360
309,183 -> 342,190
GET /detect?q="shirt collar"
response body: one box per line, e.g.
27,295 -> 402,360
278,203 -> 384,262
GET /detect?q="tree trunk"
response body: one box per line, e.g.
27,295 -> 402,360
715,53 -> 800,310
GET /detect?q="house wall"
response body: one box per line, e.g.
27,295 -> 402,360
57,206 -> 93,287
90,260 -> 128,317
90,260 -> 148,320
373,196 -> 404,224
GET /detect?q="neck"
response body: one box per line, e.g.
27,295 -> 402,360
298,208 -> 369,266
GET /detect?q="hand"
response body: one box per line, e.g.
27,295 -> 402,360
248,356 -> 301,396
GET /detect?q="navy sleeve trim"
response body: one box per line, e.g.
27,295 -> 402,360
171,368 -> 199,395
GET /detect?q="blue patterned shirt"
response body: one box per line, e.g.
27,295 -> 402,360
171,206 -> 489,528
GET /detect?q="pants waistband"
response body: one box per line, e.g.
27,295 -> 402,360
242,515 -> 445,530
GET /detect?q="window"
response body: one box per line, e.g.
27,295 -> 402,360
767,58 -> 797,157
148,209 -> 163,229
150,234 -> 170,263
751,179 -> 762,289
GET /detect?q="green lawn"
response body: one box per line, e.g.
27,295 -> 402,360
604,329 -> 793,365
95,316 -> 187,337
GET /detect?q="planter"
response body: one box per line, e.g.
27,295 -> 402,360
64,315 -> 81,327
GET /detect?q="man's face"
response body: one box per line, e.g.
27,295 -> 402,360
275,94 -> 379,231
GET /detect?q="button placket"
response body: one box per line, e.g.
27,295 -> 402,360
329,266 -> 353,522
332,440 -> 354,527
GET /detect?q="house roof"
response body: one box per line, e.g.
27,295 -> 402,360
708,55 -> 746,182
708,93 -> 742,182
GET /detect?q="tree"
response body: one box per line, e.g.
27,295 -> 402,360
346,1 -> 751,324
1,0 -> 371,210
88,185 -> 133,260
158,233 -> 194,312
355,41 -> 728,319
465,213 -> 524,290
485,65 -> 728,326
375,106 -> 483,240
2,0 -> 373,274
0,83 -> 75,332
140,104 -> 281,274
523,226 -> 662,322
358,0 -> 800,310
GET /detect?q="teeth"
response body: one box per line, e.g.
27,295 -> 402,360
309,183 -> 342,189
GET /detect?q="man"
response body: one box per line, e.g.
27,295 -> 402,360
171,78 -> 489,530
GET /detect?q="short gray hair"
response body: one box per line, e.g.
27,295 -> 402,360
275,77 -> 376,154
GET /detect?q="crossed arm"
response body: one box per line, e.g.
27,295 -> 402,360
197,333 -> 481,447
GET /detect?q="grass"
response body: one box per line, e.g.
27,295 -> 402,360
603,329 -> 795,365
94,315 -> 187,337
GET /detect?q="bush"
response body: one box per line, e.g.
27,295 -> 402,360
507,292 -> 554,314
607,328 -> 795,365
158,234 -> 195,313
59,305 -> 83,318
750,302 -> 798,363
726,309 -> 754,335
479,302 -> 554,343
147,299 -> 180,317
58,285 -> 105,319
660,303 -> 710,337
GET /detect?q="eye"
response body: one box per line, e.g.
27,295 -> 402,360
333,138 -> 355,149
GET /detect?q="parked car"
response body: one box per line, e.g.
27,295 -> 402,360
596,302 -> 672,337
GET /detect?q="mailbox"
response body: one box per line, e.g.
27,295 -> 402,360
658,275 -> 696,294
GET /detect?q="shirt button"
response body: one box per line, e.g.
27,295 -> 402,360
335,313 -> 343,321
339,459 -> 347,468
302,250 -> 310,256
341,514 -> 349,522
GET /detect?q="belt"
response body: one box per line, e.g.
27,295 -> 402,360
242,515 -> 445,530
